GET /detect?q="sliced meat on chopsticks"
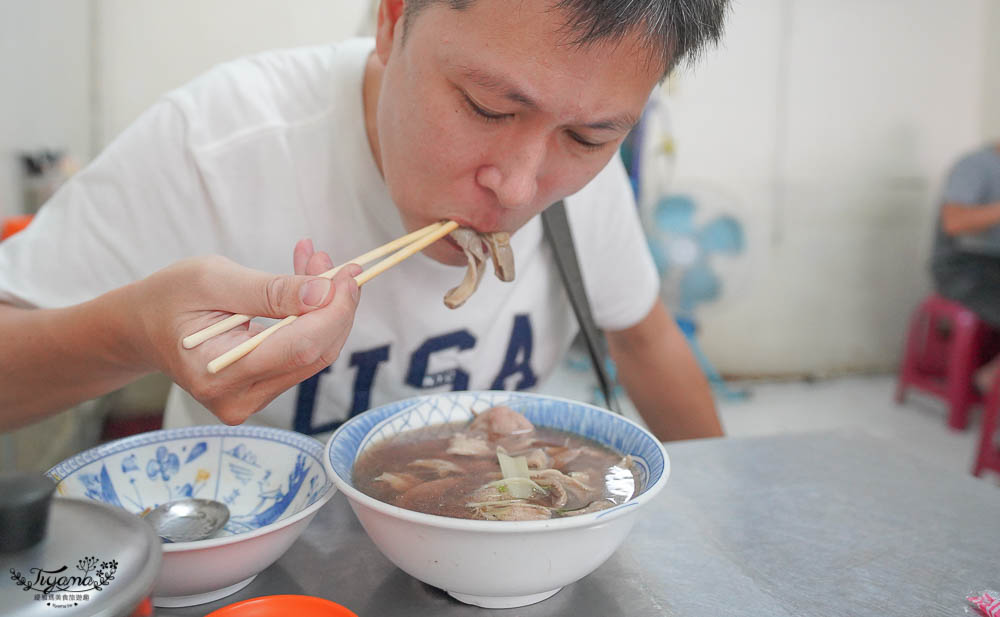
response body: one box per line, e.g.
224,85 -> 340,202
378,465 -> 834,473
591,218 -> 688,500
444,229 -> 516,308
483,232 -> 515,281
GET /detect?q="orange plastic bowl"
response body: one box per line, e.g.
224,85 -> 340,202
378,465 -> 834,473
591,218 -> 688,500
205,595 -> 358,617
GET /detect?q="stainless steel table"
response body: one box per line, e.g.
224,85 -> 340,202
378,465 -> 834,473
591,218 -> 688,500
161,431 -> 1000,616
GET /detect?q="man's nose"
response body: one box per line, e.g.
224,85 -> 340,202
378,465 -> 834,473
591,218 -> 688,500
476,141 -> 544,210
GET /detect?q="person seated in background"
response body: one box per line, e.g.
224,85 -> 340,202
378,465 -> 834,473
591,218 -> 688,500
931,141 -> 1000,391
0,0 -> 730,442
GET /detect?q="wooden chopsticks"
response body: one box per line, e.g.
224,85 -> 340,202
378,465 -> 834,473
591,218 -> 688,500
184,220 -> 459,374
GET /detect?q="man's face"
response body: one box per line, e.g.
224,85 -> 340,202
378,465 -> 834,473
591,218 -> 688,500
370,0 -> 663,266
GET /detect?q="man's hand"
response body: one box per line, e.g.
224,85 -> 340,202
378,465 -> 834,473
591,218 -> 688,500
126,254 -> 361,425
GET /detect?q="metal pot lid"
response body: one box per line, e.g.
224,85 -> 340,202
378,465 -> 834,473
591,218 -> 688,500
1,496 -> 162,617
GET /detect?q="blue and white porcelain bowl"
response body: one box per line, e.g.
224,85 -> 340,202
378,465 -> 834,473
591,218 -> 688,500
325,391 -> 670,609
47,425 -> 336,608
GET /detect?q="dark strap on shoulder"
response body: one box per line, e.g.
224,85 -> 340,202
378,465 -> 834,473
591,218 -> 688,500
541,201 -> 621,414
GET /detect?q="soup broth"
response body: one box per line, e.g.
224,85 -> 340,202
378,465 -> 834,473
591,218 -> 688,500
353,406 -> 638,521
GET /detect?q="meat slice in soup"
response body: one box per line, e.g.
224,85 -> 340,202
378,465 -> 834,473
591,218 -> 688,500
521,448 -> 551,470
478,503 -> 552,521
406,458 -> 465,477
468,405 -> 534,437
353,405 -> 639,520
446,432 -> 493,457
372,472 -> 420,493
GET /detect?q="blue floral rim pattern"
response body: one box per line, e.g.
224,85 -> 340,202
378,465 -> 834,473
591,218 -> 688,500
47,425 -> 334,539
47,425 -> 327,481
326,391 -> 666,498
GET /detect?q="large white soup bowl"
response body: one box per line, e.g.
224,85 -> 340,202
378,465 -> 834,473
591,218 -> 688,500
325,391 -> 670,609
47,425 -> 336,607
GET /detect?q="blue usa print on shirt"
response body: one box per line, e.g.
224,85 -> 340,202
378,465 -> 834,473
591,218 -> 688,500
292,314 -> 537,436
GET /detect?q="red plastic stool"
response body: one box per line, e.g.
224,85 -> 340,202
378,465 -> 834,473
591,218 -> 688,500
973,375 -> 1000,477
895,294 -> 1000,430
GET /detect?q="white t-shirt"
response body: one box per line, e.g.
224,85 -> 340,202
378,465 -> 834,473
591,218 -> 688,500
0,39 -> 658,438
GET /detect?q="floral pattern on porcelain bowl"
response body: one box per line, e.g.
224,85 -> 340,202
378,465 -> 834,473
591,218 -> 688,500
48,425 -> 336,608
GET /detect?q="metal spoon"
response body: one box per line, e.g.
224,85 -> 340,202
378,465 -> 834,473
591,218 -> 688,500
142,498 -> 230,543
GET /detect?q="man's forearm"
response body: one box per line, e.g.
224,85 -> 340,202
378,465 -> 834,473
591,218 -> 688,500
0,289 -> 151,432
607,302 -> 723,442
941,202 -> 1000,236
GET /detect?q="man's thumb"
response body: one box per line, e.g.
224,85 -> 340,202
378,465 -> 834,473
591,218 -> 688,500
258,263 -> 361,317
298,278 -> 332,308
206,259 -> 360,319
253,274 -> 333,318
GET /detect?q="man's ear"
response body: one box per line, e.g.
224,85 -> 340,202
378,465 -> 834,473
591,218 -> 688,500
375,0 -> 406,63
